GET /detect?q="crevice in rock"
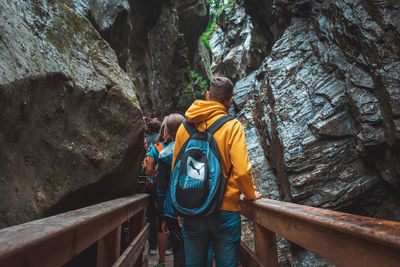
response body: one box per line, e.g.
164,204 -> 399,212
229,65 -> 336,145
254,77 -> 292,202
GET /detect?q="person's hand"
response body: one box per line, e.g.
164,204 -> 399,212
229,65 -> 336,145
178,216 -> 183,228
243,191 -> 262,200
162,220 -> 169,234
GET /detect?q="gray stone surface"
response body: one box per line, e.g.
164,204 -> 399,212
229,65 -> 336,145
212,0 -> 400,265
210,1 -> 271,83
0,0 -> 143,228
71,0 -> 194,116
176,0 -> 208,65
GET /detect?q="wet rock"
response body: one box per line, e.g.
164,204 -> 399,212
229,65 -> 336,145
176,0 -> 208,65
221,0 -> 400,265
88,0 -> 130,31
209,1 -> 271,83
233,0 -> 400,217
126,0 -> 193,115
0,0 -> 143,228
70,0 -> 192,116
232,71 -> 279,200
193,37 -> 213,81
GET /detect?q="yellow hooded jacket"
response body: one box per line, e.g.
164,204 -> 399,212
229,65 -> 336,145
172,100 -> 256,211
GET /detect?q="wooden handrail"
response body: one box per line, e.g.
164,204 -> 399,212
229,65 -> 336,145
240,198 -> 400,267
0,194 -> 149,267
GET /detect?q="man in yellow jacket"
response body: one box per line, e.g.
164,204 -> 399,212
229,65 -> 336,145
172,77 -> 262,266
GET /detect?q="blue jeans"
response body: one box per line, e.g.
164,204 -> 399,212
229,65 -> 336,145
182,210 -> 241,267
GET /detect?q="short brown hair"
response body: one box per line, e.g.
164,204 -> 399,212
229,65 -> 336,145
209,77 -> 234,103
163,113 -> 184,144
144,117 -> 161,135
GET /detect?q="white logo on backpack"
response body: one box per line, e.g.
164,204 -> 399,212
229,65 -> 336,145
187,156 -> 205,181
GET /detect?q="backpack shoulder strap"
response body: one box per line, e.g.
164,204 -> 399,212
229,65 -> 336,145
183,120 -> 197,136
207,115 -> 235,135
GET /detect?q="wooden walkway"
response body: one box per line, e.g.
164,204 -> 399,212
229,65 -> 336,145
144,242 -> 174,267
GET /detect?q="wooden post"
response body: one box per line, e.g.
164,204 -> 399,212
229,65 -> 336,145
254,222 -> 278,267
97,226 -> 121,267
129,210 -> 146,267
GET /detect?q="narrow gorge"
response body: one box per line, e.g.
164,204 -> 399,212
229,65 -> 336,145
1,0 -> 399,265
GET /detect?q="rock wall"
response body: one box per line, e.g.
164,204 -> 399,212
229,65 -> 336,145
0,0 -> 143,227
212,0 -> 400,265
176,0 -> 212,83
248,0 -> 400,215
69,0 -> 196,116
210,1 -> 271,83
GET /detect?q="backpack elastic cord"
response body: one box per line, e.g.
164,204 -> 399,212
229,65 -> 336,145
183,120 -> 197,135
207,116 -> 234,135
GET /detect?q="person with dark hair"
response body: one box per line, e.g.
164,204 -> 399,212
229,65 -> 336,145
156,113 -> 186,267
172,77 -> 262,266
145,117 -> 162,134
142,117 -> 162,256
145,117 -> 173,266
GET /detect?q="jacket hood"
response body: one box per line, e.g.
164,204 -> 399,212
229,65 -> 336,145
185,100 -> 227,123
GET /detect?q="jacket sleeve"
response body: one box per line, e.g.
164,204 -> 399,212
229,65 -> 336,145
155,160 -> 171,216
229,121 -> 257,200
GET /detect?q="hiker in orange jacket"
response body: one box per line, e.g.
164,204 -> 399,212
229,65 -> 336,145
172,77 -> 262,266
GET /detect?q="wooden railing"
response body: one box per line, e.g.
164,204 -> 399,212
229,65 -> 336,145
2,194 -> 400,267
0,194 -> 149,267
239,198 -> 400,267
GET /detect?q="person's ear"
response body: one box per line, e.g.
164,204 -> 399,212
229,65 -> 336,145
223,96 -> 234,109
206,91 -> 210,101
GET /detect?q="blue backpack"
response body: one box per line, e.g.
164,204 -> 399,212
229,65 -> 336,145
170,116 -> 234,216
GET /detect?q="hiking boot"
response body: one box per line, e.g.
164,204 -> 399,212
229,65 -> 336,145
153,260 -> 165,267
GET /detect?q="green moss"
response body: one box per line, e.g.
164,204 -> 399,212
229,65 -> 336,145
200,0 -> 234,52
190,70 -> 208,98
179,70 -> 208,106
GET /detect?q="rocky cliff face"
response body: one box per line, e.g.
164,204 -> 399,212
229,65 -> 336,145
1,2 -> 399,266
69,0 -> 207,116
0,0 -> 213,228
0,0 -> 143,227
210,1 -> 272,83
212,0 -> 400,265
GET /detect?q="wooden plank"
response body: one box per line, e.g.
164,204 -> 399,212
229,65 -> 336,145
113,223 -> 150,267
241,199 -> 400,267
133,247 -> 145,267
97,226 -> 121,267
254,223 -> 278,267
129,210 -> 146,243
0,194 -> 148,267
141,253 -> 148,267
242,199 -> 400,249
239,242 -> 263,267
130,209 -> 146,267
